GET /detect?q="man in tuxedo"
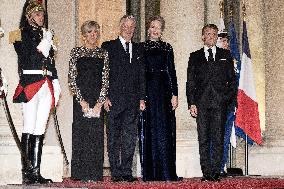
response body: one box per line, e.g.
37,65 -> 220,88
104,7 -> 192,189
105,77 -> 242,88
186,24 -> 236,182
101,15 -> 146,182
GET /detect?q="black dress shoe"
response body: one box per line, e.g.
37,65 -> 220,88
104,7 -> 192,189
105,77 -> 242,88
170,176 -> 183,181
111,176 -> 123,182
81,179 -> 96,183
220,171 -> 227,178
122,175 -> 138,182
176,176 -> 183,181
201,175 -> 213,182
212,174 -> 221,182
70,177 -> 81,181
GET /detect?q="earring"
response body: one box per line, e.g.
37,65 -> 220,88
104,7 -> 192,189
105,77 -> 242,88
82,37 -> 86,45
147,31 -> 150,40
159,33 -> 163,41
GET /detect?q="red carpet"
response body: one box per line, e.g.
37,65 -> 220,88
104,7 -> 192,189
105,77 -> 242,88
43,176 -> 284,189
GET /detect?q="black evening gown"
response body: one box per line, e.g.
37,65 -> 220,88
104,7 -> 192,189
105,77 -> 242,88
139,40 -> 179,181
68,46 -> 109,181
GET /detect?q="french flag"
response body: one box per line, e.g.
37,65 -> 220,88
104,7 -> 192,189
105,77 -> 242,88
235,21 -> 262,145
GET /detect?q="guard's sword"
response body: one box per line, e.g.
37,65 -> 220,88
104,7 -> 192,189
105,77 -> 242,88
0,68 -> 33,169
53,108 -> 69,166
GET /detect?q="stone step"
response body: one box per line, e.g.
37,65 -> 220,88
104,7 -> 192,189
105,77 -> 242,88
0,145 -> 63,185
0,136 -> 17,146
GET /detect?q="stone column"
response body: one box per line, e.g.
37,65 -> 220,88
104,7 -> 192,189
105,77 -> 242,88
205,0 -> 221,25
235,0 -> 284,176
0,1 -> 23,135
77,0 -> 126,47
140,0 -> 146,42
45,0 -> 77,178
128,0 -> 141,43
160,0 -> 205,178
244,0 -> 284,176
263,1 -> 284,144
243,0 -> 266,138
145,0 -> 160,40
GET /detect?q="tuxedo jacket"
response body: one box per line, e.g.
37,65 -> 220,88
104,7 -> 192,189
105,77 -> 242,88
186,46 -> 237,109
101,38 -> 145,108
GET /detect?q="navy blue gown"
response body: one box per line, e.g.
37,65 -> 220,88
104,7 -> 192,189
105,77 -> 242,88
139,40 -> 178,181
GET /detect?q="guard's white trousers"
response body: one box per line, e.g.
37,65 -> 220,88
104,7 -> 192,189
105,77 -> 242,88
22,81 -> 52,135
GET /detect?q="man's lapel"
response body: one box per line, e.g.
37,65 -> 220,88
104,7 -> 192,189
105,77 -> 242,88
115,38 -> 130,63
131,43 -> 137,61
199,48 -> 207,63
215,47 -> 221,62
115,38 -> 126,54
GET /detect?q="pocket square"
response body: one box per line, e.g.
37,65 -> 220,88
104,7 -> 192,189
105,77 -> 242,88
220,58 -> 227,61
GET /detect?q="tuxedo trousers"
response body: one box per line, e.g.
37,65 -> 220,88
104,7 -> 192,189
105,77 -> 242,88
106,105 -> 138,177
196,104 -> 227,176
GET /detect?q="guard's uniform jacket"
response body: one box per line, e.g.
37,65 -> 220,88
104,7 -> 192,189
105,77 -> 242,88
12,24 -> 58,107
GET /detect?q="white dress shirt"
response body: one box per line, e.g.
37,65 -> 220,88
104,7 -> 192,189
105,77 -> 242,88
119,36 -> 132,63
204,45 -> 216,61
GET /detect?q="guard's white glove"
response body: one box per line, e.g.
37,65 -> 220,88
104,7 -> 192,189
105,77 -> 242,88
52,79 -> 61,106
37,28 -> 53,58
0,73 -> 8,96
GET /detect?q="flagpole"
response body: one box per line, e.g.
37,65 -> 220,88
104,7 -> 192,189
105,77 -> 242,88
245,134 -> 249,175
242,0 -> 249,176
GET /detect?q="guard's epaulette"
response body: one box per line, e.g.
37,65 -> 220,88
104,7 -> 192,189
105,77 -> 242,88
9,28 -> 22,44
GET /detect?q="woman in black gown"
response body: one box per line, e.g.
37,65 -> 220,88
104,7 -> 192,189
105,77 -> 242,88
139,16 -> 180,181
68,20 -> 109,182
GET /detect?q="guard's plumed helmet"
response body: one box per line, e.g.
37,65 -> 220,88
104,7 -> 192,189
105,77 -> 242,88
25,0 -> 45,17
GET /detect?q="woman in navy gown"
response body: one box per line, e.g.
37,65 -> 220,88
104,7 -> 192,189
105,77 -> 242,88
139,16 -> 181,181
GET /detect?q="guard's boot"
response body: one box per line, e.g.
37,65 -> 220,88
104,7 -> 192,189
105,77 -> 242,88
29,135 -> 53,184
21,133 -> 33,184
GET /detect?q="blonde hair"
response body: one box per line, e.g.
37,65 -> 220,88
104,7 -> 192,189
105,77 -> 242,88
81,20 -> 100,38
147,15 -> 165,32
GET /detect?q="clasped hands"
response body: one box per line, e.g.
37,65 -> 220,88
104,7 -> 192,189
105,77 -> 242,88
80,100 -> 102,118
